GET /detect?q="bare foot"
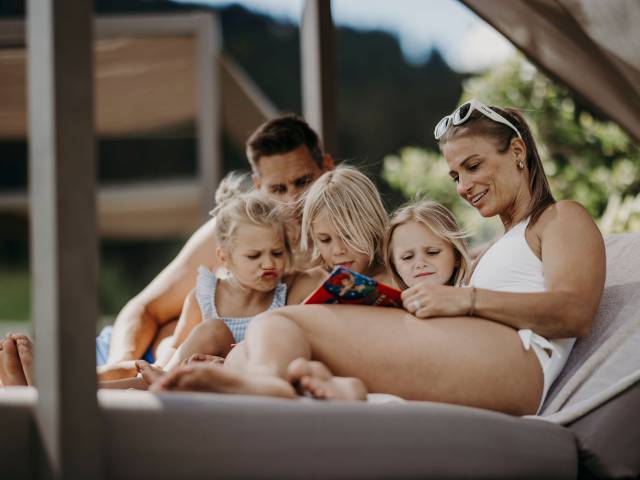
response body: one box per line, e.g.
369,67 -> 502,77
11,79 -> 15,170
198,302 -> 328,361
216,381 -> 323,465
150,363 -> 296,399
286,358 -> 367,401
13,335 -> 34,386
0,336 -> 28,386
97,361 -> 139,382
135,360 -> 166,384
184,353 -> 225,366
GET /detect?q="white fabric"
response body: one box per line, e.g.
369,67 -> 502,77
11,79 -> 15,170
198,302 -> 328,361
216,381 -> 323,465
470,218 -> 576,411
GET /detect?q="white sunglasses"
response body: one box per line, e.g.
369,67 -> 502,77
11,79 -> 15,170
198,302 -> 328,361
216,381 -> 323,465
434,99 -> 522,140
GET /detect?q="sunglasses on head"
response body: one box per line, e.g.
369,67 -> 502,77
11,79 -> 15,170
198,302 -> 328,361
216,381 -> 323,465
434,99 -> 522,141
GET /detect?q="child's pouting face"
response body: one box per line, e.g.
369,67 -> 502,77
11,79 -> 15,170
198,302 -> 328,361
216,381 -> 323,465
312,212 -> 371,275
224,224 -> 287,292
391,221 -> 457,288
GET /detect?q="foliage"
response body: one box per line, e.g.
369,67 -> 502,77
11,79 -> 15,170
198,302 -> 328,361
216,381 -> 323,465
383,55 -> 640,235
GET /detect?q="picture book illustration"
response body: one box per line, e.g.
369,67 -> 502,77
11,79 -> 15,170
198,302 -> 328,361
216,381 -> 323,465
304,266 -> 402,307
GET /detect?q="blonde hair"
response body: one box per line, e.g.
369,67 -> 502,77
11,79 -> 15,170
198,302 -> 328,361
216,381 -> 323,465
300,166 -> 388,272
384,199 -> 470,288
211,173 -> 292,266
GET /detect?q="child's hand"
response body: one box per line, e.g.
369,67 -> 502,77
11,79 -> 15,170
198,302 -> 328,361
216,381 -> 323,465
401,284 -> 473,318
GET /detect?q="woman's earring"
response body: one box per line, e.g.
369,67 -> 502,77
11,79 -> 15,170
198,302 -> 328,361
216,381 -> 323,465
517,159 -> 525,170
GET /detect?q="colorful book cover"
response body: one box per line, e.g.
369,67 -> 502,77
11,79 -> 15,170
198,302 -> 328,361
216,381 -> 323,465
303,266 -> 403,308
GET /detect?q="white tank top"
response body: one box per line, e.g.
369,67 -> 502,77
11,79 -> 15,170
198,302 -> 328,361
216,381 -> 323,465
470,218 -> 575,409
470,219 -> 545,293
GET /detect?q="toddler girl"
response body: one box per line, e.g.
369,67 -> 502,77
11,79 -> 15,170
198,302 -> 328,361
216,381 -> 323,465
107,181 -> 294,387
154,187 -> 292,373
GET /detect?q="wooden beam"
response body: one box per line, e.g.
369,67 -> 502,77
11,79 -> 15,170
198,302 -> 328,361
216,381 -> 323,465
300,0 -> 338,155
219,53 -> 279,149
195,14 -> 222,218
28,1 -> 103,477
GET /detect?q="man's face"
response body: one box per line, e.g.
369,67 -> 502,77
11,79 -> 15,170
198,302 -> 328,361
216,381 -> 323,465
253,145 -> 328,203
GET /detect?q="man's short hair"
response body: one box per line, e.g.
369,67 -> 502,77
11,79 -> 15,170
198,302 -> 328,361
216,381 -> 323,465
246,114 -> 325,174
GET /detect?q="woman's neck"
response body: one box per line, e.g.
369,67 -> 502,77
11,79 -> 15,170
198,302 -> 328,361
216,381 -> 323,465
500,189 -> 532,232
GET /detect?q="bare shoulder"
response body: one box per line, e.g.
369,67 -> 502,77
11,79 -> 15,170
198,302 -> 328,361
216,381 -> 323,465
286,267 -> 328,305
540,200 -> 592,224
533,200 -> 598,237
536,201 -> 604,259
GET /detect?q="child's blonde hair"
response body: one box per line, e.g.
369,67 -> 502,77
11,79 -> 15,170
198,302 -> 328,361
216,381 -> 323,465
300,166 -> 388,271
211,172 -> 292,267
384,199 -> 470,288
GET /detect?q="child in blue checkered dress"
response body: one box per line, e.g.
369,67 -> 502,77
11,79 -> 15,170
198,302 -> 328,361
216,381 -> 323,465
143,184 -> 293,375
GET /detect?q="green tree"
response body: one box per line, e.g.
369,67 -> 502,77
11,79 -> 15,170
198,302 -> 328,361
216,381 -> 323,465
383,55 -> 640,237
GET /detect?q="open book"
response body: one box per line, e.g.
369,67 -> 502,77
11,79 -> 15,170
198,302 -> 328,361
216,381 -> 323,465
303,266 -> 403,307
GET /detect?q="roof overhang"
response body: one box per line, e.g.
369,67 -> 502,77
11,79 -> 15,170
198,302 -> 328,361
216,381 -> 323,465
461,0 -> 640,141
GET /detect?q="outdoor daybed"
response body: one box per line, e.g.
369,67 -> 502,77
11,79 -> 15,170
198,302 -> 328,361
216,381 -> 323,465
2,233 -> 639,479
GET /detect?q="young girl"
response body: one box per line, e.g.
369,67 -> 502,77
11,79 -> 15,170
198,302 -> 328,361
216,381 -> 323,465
286,165 -> 392,304
163,189 -> 292,369
385,199 -> 470,290
289,199 -> 472,400
111,183 -> 294,386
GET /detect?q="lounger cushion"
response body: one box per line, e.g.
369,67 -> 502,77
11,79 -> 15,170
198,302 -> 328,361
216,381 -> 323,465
568,381 -> 640,480
99,389 -> 577,480
0,388 -> 36,480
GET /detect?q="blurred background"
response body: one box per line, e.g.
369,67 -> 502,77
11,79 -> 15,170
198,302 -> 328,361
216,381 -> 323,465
1,0 -> 639,334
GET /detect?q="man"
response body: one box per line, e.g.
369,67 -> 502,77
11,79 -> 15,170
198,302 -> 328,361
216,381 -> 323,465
99,114 -> 334,376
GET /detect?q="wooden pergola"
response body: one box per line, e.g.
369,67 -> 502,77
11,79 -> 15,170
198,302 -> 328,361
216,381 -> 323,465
0,11 -> 283,238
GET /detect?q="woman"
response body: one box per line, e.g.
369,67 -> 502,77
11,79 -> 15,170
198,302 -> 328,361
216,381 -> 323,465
153,100 -> 605,416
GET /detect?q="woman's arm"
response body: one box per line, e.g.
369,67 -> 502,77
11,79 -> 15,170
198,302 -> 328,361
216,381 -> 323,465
106,218 -> 220,364
403,201 -> 605,338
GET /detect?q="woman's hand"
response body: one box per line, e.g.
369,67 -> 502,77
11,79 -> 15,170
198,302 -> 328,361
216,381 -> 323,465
401,284 -> 472,318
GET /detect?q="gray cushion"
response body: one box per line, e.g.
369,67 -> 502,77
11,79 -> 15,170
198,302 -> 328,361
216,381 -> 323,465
0,388 -> 36,480
568,381 -> 640,480
99,389 -> 577,480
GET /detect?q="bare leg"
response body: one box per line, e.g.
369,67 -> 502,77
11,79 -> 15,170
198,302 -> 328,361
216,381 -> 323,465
99,376 -> 149,390
287,357 -> 367,401
0,336 -> 28,386
224,343 -> 249,372
162,319 -> 234,371
152,362 -> 297,398
154,305 -> 543,415
97,361 -> 139,381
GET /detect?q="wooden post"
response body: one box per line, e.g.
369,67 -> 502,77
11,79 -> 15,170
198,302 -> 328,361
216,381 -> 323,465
301,0 -> 338,155
28,1 -> 103,477
195,14 -> 222,216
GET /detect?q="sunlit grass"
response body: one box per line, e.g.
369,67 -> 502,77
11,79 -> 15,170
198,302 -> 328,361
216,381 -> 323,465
0,269 -> 30,321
